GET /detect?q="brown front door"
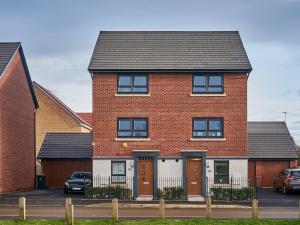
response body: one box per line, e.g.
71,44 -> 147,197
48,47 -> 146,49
187,158 -> 202,195
138,159 -> 154,195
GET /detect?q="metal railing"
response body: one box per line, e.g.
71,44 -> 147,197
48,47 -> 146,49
90,176 -> 256,201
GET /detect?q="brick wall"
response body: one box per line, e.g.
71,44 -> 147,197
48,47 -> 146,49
0,51 -> 36,193
92,73 -> 247,157
34,85 -> 90,174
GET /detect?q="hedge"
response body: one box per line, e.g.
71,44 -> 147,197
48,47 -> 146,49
157,187 -> 186,200
210,187 -> 256,201
85,186 -> 132,199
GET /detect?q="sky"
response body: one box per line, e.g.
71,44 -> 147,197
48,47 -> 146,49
0,0 -> 299,144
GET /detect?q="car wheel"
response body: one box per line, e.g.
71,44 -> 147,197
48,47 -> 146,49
273,183 -> 278,192
64,188 -> 69,194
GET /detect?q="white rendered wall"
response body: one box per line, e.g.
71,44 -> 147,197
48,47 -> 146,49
157,159 -> 182,178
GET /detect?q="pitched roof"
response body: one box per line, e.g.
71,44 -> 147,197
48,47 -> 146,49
38,133 -> 92,159
88,31 -> 252,72
33,82 -> 92,130
77,112 -> 92,126
0,42 -> 20,75
248,121 -> 299,159
0,42 -> 38,108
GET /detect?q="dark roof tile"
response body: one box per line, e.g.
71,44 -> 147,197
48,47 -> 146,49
38,133 -> 92,159
89,31 -> 252,72
248,122 -> 298,159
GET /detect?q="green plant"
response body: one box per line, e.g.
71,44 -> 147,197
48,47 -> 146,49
210,187 -> 255,201
157,187 -> 186,200
85,186 -> 132,199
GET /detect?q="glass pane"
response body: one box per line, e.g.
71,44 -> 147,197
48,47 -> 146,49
209,75 -> 222,86
134,76 -> 147,86
193,131 -> 207,137
119,120 -> 131,130
215,162 -> 229,176
194,120 -> 206,130
118,87 -> 132,93
112,162 -> 125,175
208,87 -> 222,93
208,131 -> 222,137
209,120 -> 221,130
133,131 -> 147,137
132,87 -> 147,93
194,76 -> 206,86
119,76 -> 131,86
118,131 -> 131,137
193,87 -> 207,93
134,120 -> 147,131
291,171 -> 300,177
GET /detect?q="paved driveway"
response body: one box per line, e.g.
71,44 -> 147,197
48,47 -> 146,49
257,188 -> 300,207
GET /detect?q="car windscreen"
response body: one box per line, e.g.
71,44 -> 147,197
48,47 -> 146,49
291,171 -> 300,177
71,173 -> 91,179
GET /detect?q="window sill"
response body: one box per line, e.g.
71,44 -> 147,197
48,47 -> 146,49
190,138 -> 226,141
114,138 -> 151,142
115,94 -> 150,97
190,93 -> 226,97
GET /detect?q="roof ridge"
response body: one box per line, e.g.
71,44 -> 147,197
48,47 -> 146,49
33,81 -> 92,128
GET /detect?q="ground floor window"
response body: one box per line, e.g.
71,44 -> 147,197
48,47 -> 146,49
214,161 -> 229,184
111,161 -> 126,183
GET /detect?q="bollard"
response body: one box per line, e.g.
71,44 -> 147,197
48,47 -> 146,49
68,204 -> 74,225
112,198 -> 119,221
159,198 -> 165,218
19,197 -> 26,221
205,196 -> 212,219
252,199 -> 259,219
65,198 -> 72,223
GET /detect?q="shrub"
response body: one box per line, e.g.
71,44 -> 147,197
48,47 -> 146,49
157,187 -> 186,200
210,187 -> 255,201
85,186 -> 132,199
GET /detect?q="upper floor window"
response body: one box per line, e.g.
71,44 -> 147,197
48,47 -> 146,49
193,74 -> 223,94
118,74 -> 148,94
117,118 -> 148,138
192,117 -> 224,138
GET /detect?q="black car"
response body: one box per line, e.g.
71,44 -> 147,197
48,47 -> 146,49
64,171 -> 92,194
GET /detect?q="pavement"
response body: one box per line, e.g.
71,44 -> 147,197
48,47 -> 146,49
0,205 -> 299,219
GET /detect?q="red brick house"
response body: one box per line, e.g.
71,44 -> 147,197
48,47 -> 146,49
0,42 -> 38,193
88,31 -> 252,199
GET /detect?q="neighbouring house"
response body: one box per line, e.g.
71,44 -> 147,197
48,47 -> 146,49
248,121 -> 298,188
88,31 -> 252,199
37,133 -> 92,188
0,42 -> 38,193
33,82 -> 92,175
77,113 -> 92,126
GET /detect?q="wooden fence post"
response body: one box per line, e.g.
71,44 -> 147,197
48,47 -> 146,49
65,198 -> 72,223
69,204 -> 74,225
19,197 -> 26,221
252,199 -> 259,219
159,198 -> 165,218
112,198 -> 119,221
205,196 -> 212,219
298,200 -> 300,219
